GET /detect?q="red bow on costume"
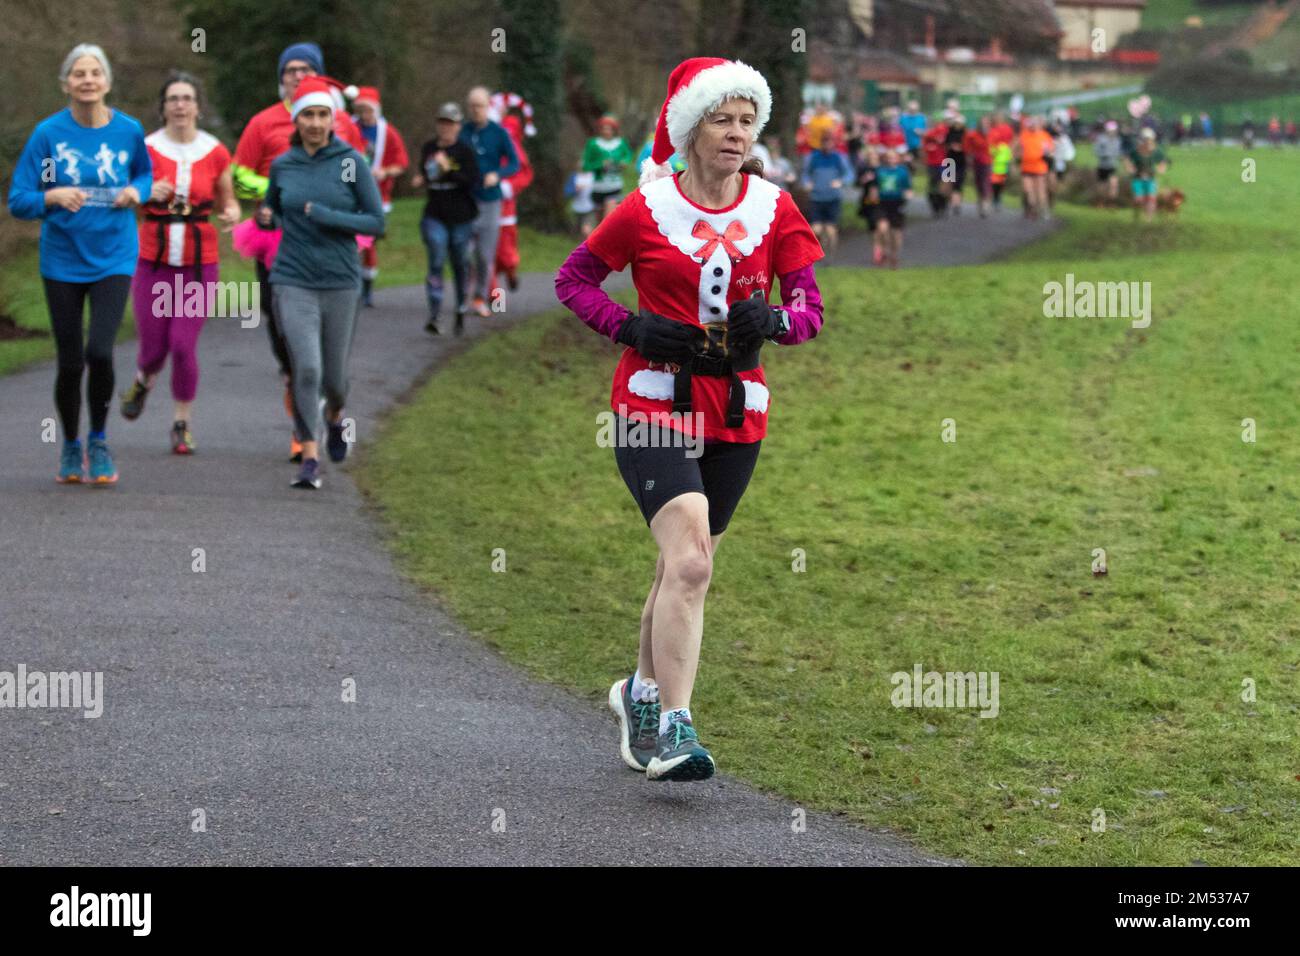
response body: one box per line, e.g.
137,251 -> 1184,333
691,219 -> 747,263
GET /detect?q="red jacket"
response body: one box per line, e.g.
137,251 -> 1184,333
922,125 -> 949,166
963,128 -> 991,165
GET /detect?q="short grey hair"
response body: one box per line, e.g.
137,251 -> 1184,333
60,44 -> 113,88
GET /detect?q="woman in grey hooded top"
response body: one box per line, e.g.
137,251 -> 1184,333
259,75 -> 384,488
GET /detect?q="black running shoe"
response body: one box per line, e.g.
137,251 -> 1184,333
120,377 -> 150,420
292,457 -> 322,489
326,420 -> 348,463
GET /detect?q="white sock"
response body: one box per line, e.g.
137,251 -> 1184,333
660,707 -> 691,736
630,669 -> 658,703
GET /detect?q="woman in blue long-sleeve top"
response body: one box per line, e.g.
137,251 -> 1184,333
255,76 -> 385,489
8,44 -> 152,484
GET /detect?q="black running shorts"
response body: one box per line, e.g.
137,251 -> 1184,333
612,417 -> 761,535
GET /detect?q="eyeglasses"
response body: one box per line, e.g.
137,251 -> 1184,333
282,66 -> 315,77
165,94 -> 197,104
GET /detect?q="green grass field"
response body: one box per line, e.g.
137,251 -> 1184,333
358,146 -> 1300,865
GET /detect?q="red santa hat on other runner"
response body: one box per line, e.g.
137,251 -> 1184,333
640,57 -> 772,186
352,85 -> 382,115
291,75 -> 338,120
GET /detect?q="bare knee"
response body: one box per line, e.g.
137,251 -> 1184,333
667,546 -> 713,594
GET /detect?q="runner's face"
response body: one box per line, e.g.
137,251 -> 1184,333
163,81 -> 198,127
64,56 -> 109,105
467,94 -> 489,125
297,105 -> 332,147
692,99 -> 756,178
436,118 -> 460,144
355,102 -> 377,126
282,60 -> 315,98
599,121 -> 615,138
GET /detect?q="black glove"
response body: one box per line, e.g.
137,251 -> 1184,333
615,310 -> 700,364
726,296 -> 782,352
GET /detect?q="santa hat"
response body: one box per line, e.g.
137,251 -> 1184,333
489,91 -> 538,137
640,57 -> 772,185
353,86 -> 382,115
290,76 -> 337,120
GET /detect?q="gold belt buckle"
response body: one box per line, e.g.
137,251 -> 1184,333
169,198 -> 192,216
704,323 -> 729,358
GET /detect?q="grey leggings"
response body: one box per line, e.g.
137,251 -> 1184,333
272,284 -> 360,444
469,198 -> 501,301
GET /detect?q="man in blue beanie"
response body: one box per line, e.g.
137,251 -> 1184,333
232,41 -> 367,462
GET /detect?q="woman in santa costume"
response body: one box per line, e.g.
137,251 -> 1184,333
555,57 -> 825,782
489,103 -> 533,302
350,86 -> 409,307
120,70 -> 240,455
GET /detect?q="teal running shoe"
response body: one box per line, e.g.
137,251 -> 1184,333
608,677 -> 660,772
86,437 -> 118,484
56,440 -> 85,484
646,715 -> 715,782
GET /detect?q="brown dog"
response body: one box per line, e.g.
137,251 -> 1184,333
1156,188 -> 1185,215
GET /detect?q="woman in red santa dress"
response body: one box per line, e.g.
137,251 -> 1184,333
555,57 -> 825,782
489,102 -> 533,303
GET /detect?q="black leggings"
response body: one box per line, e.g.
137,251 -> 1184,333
613,418 -> 761,535
256,259 -> 292,377
43,275 -> 132,441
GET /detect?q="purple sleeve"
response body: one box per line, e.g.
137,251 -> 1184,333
554,241 -> 631,343
774,264 -> 824,345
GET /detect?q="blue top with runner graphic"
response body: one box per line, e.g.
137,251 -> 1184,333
8,108 -> 153,282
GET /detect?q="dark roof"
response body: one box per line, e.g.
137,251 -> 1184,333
1054,1 -> 1146,8
874,0 -> 1063,51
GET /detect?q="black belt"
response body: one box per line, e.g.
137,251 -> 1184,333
145,201 -> 214,282
672,326 -> 761,429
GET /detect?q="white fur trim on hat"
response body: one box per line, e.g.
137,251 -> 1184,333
665,60 -> 772,154
639,156 -> 676,186
291,91 -> 335,120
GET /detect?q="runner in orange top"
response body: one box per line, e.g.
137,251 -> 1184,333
1014,115 -> 1054,219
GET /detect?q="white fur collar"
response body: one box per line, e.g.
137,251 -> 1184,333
146,129 -> 221,163
640,173 -> 779,262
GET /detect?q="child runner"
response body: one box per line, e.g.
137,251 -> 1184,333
1125,128 -> 1169,222
874,149 -> 912,269
1094,120 -> 1122,204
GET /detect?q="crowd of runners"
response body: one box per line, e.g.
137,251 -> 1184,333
9,41 -> 1212,785
9,41 -> 535,490
567,95 -> 1191,272
7,41 -> 824,786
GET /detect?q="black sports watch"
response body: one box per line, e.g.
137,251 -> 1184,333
768,307 -> 791,341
